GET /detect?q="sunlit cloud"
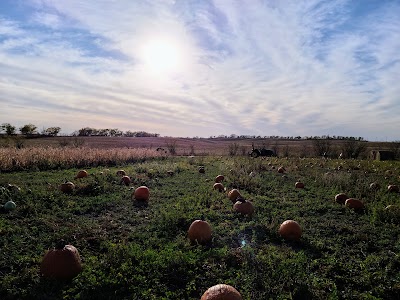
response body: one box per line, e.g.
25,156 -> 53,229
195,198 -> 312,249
0,0 -> 399,140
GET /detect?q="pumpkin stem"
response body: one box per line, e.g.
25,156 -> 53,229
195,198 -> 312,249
55,239 -> 66,250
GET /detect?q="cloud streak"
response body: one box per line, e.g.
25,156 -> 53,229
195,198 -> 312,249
0,0 -> 399,140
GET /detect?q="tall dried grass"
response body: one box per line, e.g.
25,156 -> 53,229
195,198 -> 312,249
0,147 -> 166,172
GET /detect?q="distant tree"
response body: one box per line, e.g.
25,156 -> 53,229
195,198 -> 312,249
312,139 -> 331,157
78,127 -> 95,136
342,140 -> 368,159
43,127 -> 61,136
124,130 -> 136,137
1,123 -> 16,135
19,124 -> 37,135
109,129 -> 123,136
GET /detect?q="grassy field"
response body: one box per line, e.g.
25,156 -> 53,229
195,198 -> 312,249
1,150 -> 400,299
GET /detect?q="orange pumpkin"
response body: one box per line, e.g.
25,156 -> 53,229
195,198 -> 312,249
278,166 -> 285,174
188,220 -> 212,244
278,220 -> 302,241
133,186 -> 150,201
345,198 -> 364,210
295,182 -> 304,189
388,185 -> 399,193
335,193 -> 349,205
213,183 -> 224,192
228,189 -> 242,203
233,198 -> 254,216
116,170 -> 126,176
201,284 -> 242,300
40,240 -> 82,280
121,176 -> 131,186
75,170 -> 88,179
60,182 -> 75,194
215,175 -> 225,183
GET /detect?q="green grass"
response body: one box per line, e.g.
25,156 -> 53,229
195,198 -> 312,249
1,156 -> 400,299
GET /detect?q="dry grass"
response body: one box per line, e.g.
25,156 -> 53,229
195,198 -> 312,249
0,147 -> 166,172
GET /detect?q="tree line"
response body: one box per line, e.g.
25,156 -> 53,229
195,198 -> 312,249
1,123 -> 61,136
0,123 -> 160,138
206,134 -> 365,141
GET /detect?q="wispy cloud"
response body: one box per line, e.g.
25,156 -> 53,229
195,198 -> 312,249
0,0 -> 399,140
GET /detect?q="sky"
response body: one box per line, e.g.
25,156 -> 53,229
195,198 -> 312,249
0,0 -> 399,141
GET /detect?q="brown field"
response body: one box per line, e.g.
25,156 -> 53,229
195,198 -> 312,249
1,135 -> 396,157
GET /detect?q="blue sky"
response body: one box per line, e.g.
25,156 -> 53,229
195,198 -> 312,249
0,0 -> 399,140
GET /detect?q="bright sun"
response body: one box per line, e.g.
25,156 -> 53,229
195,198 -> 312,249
140,38 -> 183,75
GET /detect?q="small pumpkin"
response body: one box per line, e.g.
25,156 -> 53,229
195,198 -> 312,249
40,240 -> 82,280
116,170 -> 126,177
335,193 -> 348,205
228,189 -> 241,203
233,198 -> 254,216
167,170 -> 174,176
277,166 -> 285,173
213,183 -> 224,192
133,186 -> 150,201
188,220 -> 212,244
388,185 -> 399,193
75,170 -> 88,179
60,182 -> 75,194
121,176 -> 131,186
199,166 -> 205,174
278,220 -> 302,241
345,198 -> 364,210
369,182 -> 381,190
215,175 -> 224,183
295,181 -> 304,189
201,284 -> 242,300
7,184 -> 21,194
4,200 -> 16,211
385,204 -> 400,212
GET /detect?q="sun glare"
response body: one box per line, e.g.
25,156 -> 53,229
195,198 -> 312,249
140,38 -> 183,75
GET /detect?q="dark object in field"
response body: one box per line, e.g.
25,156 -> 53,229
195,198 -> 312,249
370,150 -> 395,161
249,143 -> 276,158
156,147 -> 168,154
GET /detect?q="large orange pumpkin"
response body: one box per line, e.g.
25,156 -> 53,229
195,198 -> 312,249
233,198 -> 254,216
133,186 -> 150,201
75,170 -> 88,179
228,189 -> 242,203
215,175 -> 225,183
335,193 -> 349,205
201,284 -> 242,300
40,240 -> 82,280
188,220 -> 212,244
345,198 -> 364,210
278,220 -> 302,241
60,182 -> 75,194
